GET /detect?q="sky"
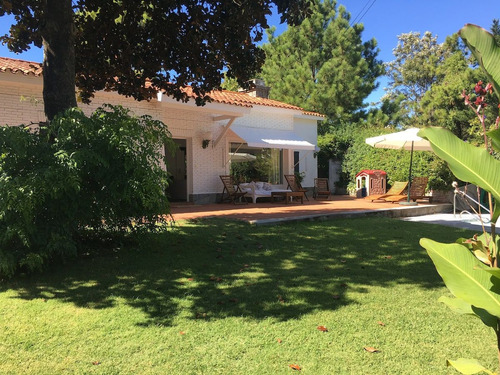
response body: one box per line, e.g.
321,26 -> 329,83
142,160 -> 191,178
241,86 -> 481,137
0,0 -> 499,103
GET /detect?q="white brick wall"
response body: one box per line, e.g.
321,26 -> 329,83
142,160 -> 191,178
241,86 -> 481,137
0,73 -> 319,199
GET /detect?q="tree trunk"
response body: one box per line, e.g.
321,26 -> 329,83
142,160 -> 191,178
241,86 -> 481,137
41,0 -> 77,121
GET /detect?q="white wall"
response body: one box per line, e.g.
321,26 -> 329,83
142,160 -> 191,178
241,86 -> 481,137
0,73 -> 319,200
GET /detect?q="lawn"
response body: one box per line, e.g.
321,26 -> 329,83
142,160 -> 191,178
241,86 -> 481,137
0,217 -> 496,374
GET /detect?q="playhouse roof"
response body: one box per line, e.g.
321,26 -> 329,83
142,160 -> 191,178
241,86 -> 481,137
355,169 -> 387,178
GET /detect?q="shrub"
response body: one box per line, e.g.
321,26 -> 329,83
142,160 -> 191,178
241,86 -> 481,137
341,129 -> 453,191
0,105 -> 174,278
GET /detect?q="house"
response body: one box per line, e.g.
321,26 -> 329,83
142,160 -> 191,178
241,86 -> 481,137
0,57 -> 324,204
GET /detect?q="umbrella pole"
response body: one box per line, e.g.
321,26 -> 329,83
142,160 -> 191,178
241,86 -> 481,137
407,141 -> 414,203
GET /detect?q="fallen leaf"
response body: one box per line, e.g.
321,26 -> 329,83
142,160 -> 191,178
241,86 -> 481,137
277,338 -> 282,343
317,325 -> 328,332
332,295 -> 341,300
289,364 -> 301,371
187,278 -> 194,281
278,295 -> 285,303
384,255 -> 393,259
364,346 -> 380,353
92,361 -> 101,366
179,331 -> 186,335
340,260 -> 347,263
377,321 -> 386,326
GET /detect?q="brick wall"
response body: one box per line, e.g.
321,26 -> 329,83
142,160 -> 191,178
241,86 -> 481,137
0,73 -> 318,201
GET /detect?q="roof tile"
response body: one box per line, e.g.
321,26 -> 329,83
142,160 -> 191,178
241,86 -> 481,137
0,56 -> 42,76
0,56 -> 323,117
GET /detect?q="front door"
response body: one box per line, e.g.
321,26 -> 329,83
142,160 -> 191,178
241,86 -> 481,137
165,139 -> 187,201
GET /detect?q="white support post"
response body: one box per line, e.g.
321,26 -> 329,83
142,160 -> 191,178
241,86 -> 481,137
212,116 -> 236,148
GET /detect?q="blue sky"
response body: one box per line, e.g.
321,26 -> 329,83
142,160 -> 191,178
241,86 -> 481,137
266,0 -> 500,103
1,1 -> 499,103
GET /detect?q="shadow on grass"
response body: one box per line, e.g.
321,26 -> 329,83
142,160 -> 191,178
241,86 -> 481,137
1,217 -> 475,327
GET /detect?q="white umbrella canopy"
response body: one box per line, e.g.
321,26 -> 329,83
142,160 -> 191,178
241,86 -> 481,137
365,128 -> 433,205
365,128 -> 432,151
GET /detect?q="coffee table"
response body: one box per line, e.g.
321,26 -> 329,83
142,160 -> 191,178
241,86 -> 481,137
271,191 -> 304,204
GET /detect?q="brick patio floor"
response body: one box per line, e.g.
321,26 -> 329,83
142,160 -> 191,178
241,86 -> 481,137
169,195 -> 450,224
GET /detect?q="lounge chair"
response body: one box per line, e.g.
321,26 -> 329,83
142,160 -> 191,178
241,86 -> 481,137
219,175 -> 248,204
364,181 -> 408,202
313,178 -> 331,200
284,174 -> 309,201
384,177 -> 429,203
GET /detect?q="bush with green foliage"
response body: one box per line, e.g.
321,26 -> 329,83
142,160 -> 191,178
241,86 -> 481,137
336,127 -> 453,192
0,105 -> 174,278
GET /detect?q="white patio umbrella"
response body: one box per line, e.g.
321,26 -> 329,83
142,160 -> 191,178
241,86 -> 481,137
365,128 -> 433,204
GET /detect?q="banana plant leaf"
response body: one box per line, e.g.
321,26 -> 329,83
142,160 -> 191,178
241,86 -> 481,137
419,127 -> 500,221
487,129 -> 500,153
447,358 -> 495,375
438,296 -> 497,328
420,238 -> 500,317
459,24 -> 500,97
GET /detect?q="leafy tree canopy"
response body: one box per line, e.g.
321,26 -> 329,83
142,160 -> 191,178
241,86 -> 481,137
385,31 -> 453,124
259,0 -> 383,124
0,0 -> 312,120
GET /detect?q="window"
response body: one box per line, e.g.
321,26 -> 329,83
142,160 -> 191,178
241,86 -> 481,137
229,143 -> 282,184
294,151 -> 300,174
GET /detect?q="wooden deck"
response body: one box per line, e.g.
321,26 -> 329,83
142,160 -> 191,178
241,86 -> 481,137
170,195 -> 451,225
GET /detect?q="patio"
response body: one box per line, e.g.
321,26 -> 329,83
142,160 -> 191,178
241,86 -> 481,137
170,195 -> 452,225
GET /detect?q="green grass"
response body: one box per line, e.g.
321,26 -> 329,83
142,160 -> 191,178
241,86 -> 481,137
0,217 -> 496,374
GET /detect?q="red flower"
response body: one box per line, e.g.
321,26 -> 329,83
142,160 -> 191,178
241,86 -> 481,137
485,82 -> 493,93
475,81 -> 486,95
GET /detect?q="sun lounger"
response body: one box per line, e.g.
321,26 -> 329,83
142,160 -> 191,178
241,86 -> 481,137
384,177 -> 429,203
365,181 -> 408,202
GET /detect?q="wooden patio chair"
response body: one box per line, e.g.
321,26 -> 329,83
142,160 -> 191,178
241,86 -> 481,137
313,178 -> 331,200
284,174 -> 309,201
364,181 -> 408,202
384,177 -> 429,203
219,175 -> 248,204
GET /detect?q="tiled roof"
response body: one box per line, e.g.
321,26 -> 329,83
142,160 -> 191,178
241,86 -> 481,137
0,56 -> 43,76
0,56 -> 324,117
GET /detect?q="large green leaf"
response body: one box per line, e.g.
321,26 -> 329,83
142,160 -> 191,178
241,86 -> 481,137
447,358 -> 495,375
487,129 -> 500,154
438,296 -> 497,328
420,238 -> 500,317
419,127 -> 500,221
459,24 -> 500,97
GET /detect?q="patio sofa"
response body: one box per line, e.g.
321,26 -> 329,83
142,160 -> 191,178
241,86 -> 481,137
239,181 -> 291,203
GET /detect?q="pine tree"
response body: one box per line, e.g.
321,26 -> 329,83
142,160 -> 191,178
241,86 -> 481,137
260,0 -> 382,124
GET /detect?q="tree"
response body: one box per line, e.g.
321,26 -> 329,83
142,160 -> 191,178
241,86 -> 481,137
385,31 -> 452,126
0,0 -> 312,121
417,34 -> 496,142
259,0 -> 383,124
491,18 -> 500,45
